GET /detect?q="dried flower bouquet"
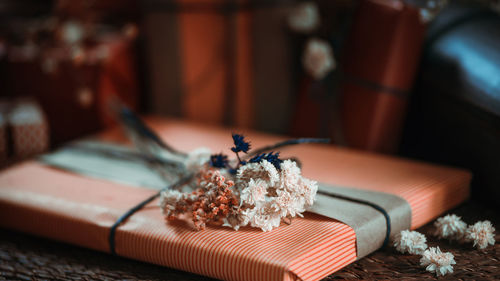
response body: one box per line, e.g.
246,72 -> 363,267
159,134 -> 321,232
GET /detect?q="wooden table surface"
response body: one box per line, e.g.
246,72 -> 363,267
1,201 -> 498,281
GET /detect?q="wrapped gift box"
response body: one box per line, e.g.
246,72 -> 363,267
7,100 -> 49,158
143,0 -> 297,133
0,117 -> 471,281
0,99 -> 49,164
3,34 -> 139,146
340,0 -> 425,154
290,0 -> 425,153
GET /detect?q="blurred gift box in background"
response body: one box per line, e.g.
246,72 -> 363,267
0,0 -> 499,203
0,0 -> 140,147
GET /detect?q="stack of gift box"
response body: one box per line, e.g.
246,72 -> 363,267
0,0 -> 140,146
143,0 -> 428,154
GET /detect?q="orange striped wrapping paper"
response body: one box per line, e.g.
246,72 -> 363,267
0,118 -> 471,281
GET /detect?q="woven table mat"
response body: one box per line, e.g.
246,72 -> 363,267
1,201 -> 498,281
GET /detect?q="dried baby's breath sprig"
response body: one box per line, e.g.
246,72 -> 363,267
393,230 -> 428,255
465,220 -> 496,249
433,214 -> 467,241
160,169 -> 238,230
420,247 -> 455,277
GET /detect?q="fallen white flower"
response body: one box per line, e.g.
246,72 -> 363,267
465,220 -> 496,249
433,214 -> 467,241
420,247 -> 455,277
393,230 -> 428,255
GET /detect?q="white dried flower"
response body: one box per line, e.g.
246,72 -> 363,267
299,178 -> 318,207
287,2 -> 320,33
420,247 -> 455,276
272,189 -> 305,218
250,205 -> 282,232
240,178 -> 268,205
393,230 -> 428,255
159,189 -> 186,217
465,220 -> 496,249
230,159 -> 318,232
236,160 -> 280,187
184,147 -> 211,172
433,214 -> 467,241
259,160 -> 280,186
302,38 -> 336,80
61,21 -> 85,45
279,159 -> 302,192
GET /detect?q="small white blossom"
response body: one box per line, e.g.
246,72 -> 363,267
465,220 -> 496,249
287,2 -> 320,33
272,189 -> 304,218
236,160 -> 280,187
61,21 -> 85,45
302,38 -> 336,80
393,230 -> 428,255
260,160 -> 280,186
279,160 -> 302,192
420,247 -> 455,276
230,159 -> 318,232
240,178 -> 268,205
159,189 -> 184,217
250,206 -> 282,232
299,178 -> 318,207
433,214 -> 467,241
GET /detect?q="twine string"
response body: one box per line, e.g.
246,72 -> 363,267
108,174 -> 194,255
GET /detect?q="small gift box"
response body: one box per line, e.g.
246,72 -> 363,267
0,99 -> 49,164
0,117 -> 471,281
7,100 -> 50,159
3,28 -> 139,146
